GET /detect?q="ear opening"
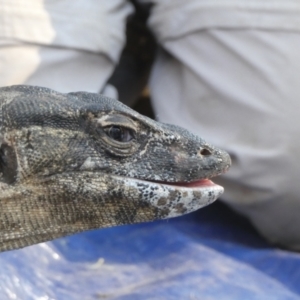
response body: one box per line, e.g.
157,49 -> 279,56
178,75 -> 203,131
0,143 -> 17,184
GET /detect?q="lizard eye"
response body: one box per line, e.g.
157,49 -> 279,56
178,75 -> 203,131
105,126 -> 135,143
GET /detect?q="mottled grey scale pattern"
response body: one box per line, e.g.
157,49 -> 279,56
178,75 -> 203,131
0,85 -> 231,252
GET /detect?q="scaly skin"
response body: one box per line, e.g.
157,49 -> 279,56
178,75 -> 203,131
0,85 -> 231,252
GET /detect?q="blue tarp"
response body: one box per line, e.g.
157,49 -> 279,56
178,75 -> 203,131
1,201 -> 300,299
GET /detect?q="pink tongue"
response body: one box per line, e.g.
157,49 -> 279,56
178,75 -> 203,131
182,179 -> 215,188
166,179 -> 215,188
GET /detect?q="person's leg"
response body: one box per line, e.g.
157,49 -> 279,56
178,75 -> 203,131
0,42 -> 114,93
0,0 -> 133,92
148,1 -> 300,249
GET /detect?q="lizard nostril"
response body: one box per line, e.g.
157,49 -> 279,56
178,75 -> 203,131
199,148 -> 212,156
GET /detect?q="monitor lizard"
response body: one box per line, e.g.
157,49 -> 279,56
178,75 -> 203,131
0,85 -> 231,252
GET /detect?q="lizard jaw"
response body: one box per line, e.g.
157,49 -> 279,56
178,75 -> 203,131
119,176 -> 224,219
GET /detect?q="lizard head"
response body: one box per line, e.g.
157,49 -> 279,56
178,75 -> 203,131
0,85 -> 231,251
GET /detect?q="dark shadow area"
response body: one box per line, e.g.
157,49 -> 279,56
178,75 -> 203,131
107,0 -> 157,107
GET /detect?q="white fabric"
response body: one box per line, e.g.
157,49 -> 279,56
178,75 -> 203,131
0,42 -> 115,93
148,2 -> 300,249
0,0 -> 133,62
145,0 -> 300,42
0,0 -> 133,93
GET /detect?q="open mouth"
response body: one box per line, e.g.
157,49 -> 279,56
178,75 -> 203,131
140,178 -> 217,189
161,178 -> 216,188
120,175 -> 222,194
